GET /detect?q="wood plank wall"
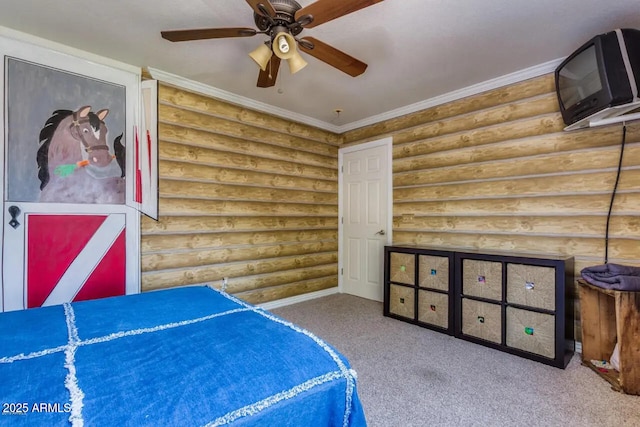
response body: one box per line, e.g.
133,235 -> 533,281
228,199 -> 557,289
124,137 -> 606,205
140,84 -> 341,304
142,73 -> 639,338
342,73 -> 640,337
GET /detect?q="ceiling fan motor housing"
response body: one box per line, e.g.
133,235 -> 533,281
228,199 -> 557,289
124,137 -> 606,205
254,0 -> 304,36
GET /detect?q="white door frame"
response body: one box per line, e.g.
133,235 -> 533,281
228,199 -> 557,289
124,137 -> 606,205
338,137 -> 393,294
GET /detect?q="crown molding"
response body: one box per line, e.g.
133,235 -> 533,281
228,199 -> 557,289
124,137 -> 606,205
147,67 -> 342,133
1,24 -> 563,134
339,58 -> 565,132
149,58 -> 564,134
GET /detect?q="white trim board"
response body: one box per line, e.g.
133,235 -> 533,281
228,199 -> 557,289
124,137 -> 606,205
258,287 -> 338,311
346,58 -> 564,132
0,24 -> 562,134
149,57 -> 563,134
148,67 -> 342,134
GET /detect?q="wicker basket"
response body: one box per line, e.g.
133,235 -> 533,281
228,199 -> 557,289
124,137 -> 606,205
389,284 -> 415,319
462,259 -> 502,300
506,264 -> 556,310
418,255 -> 449,291
461,298 -> 502,344
389,252 -> 415,285
417,290 -> 449,328
506,307 -> 555,359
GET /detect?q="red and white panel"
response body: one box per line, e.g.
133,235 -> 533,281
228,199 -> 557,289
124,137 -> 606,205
26,214 -> 126,308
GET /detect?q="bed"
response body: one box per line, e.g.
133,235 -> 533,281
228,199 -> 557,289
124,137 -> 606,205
0,286 -> 367,426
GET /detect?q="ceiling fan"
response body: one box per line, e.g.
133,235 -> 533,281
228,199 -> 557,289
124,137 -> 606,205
161,0 -> 384,87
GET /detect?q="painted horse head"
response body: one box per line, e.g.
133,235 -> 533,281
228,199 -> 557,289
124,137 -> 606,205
37,106 -> 125,204
69,106 -> 113,167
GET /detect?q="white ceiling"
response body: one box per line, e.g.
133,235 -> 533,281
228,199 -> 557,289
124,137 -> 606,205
1,0 -> 639,132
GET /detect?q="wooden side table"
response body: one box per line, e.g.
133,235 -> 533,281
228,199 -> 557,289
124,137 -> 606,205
578,279 -> 640,395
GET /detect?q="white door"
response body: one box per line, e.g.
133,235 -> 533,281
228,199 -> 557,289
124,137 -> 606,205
0,36 -> 141,312
1,204 -> 139,311
339,138 -> 392,301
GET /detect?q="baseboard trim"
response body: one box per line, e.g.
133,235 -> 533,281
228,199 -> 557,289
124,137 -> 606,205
575,341 -> 582,354
258,287 -> 339,311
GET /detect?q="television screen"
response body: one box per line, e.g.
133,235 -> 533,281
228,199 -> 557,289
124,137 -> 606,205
555,28 -> 640,128
557,44 -> 603,110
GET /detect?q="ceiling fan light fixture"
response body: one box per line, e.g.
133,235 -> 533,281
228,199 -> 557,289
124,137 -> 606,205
249,43 -> 273,71
272,32 -> 297,59
287,50 -> 308,74
162,0 -> 381,88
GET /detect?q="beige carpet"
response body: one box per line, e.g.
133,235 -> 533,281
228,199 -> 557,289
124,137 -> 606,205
272,293 -> 640,427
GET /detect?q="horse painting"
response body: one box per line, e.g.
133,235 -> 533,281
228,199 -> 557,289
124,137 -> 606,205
36,106 -> 126,204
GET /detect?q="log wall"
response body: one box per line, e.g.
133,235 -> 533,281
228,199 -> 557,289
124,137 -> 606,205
143,73 -> 640,340
342,73 -> 640,339
140,84 -> 340,304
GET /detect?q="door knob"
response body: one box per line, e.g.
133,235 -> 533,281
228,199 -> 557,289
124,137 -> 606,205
8,205 -> 21,229
375,229 -> 386,235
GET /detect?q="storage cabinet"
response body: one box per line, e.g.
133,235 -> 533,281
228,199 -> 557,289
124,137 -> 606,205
384,246 -> 454,334
383,246 -> 575,368
455,251 -> 574,368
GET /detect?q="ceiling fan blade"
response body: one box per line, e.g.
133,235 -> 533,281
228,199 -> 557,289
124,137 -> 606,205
245,0 -> 277,17
298,37 -> 367,77
257,56 -> 281,87
295,0 -> 384,28
161,28 -> 257,42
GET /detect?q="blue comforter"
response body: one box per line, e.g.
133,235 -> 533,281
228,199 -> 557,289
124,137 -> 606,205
0,286 -> 367,426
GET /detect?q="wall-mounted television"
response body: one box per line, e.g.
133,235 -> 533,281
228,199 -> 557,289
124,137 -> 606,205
555,28 -> 640,130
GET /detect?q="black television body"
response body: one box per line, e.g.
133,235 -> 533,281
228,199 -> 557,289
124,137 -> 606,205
555,28 -> 640,127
